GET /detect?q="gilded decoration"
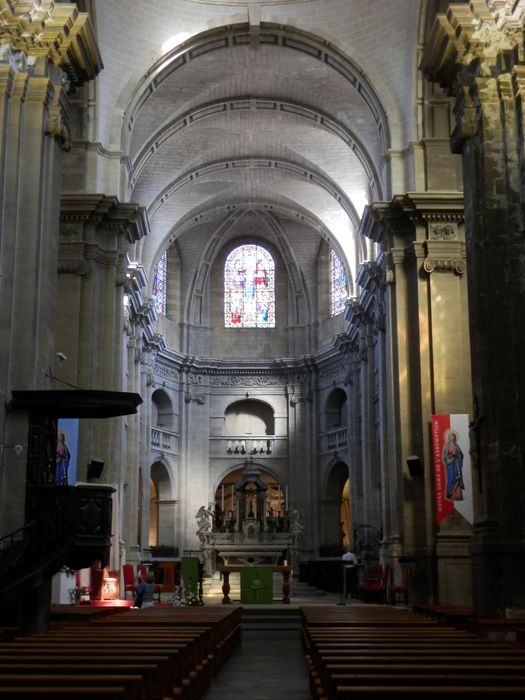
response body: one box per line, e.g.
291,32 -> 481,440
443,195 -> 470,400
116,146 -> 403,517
0,1 -> 102,87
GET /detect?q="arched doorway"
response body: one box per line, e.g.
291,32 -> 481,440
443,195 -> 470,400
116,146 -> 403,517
321,460 -> 350,555
149,461 -> 174,550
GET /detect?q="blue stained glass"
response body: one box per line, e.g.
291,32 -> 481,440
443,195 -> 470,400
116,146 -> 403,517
152,250 -> 167,316
224,244 -> 275,328
330,249 -> 348,316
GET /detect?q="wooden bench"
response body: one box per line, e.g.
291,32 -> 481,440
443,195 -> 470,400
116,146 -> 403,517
301,605 -> 525,700
0,606 -> 243,700
0,675 -> 142,700
0,687 -> 128,699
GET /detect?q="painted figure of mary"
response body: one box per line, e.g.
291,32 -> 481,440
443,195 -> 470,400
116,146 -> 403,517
443,430 -> 465,501
55,431 -> 71,486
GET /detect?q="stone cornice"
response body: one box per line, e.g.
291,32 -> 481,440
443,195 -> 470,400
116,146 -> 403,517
420,1 -> 525,94
394,192 -> 465,224
60,194 -> 150,241
0,1 -> 102,87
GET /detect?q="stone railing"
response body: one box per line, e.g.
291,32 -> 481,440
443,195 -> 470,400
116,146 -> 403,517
151,426 -> 179,454
319,427 -> 348,453
209,436 -> 283,457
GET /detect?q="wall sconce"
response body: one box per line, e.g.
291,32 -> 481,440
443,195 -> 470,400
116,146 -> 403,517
406,455 -> 423,477
87,459 -> 105,482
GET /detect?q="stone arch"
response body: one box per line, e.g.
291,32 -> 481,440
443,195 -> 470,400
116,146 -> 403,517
151,389 -> 174,429
149,459 -> 176,550
320,459 -> 350,554
325,387 -> 348,431
214,462 -> 283,519
116,23 -> 392,161
224,398 -> 275,436
182,209 -> 314,331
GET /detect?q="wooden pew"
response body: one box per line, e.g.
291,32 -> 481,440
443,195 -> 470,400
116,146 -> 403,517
0,688 -> 127,699
301,605 -> 525,700
0,606 -> 242,700
0,675 -> 142,700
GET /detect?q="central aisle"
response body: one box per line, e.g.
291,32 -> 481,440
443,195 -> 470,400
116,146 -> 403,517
202,634 -> 313,700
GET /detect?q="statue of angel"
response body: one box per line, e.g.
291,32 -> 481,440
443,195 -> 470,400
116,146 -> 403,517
196,504 -> 213,532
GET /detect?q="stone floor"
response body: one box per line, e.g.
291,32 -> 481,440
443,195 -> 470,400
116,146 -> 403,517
202,632 -> 313,699
202,589 -> 362,699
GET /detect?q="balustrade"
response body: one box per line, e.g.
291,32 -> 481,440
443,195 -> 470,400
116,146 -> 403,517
319,426 -> 348,453
151,426 -> 178,453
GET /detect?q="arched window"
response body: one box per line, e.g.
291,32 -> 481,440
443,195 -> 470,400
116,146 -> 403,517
152,250 -> 167,316
224,244 -> 275,328
330,249 -> 348,316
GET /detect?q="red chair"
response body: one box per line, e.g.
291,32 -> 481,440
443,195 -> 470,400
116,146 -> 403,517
137,564 -> 148,582
359,563 -> 390,603
389,579 -> 409,605
123,563 -> 135,599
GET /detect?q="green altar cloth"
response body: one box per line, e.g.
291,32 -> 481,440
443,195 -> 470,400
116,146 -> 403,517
181,556 -> 199,596
240,565 -> 273,604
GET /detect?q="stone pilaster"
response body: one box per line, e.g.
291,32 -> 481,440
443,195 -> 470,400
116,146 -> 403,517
57,195 -> 149,486
360,192 -> 471,603
421,0 -> 525,614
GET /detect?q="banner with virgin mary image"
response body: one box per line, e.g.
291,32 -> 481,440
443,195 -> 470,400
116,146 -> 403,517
56,418 -> 79,486
431,414 -> 473,527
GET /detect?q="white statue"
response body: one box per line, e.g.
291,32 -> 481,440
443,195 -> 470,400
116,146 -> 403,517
288,505 -> 303,534
196,504 -> 214,533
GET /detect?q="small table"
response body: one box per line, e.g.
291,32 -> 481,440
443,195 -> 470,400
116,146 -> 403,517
219,565 -> 291,604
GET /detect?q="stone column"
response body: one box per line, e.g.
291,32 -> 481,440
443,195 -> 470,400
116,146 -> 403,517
421,1 -> 525,615
0,3 -> 102,537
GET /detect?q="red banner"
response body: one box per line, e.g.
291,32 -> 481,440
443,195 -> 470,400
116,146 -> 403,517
432,414 -> 473,527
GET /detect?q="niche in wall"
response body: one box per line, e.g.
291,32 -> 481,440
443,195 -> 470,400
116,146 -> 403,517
224,399 -> 275,435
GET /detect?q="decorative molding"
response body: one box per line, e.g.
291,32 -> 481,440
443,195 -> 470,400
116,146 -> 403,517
209,374 -> 286,387
0,1 -> 102,87
184,392 -> 206,405
429,222 -> 457,240
57,260 -> 89,276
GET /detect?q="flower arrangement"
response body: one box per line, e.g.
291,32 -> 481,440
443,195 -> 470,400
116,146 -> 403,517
185,590 -> 204,606
68,585 -> 89,603
171,582 -> 204,607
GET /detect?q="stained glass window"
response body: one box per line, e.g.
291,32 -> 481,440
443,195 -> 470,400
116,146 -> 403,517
152,250 -> 167,316
330,249 -> 348,316
224,244 -> 275,328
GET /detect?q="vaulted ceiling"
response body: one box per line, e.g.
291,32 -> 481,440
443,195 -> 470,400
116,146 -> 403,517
87,0 -> 423,284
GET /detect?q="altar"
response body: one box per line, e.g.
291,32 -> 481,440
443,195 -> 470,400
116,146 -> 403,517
196,460 -> 303,578
220,565 -> 291,604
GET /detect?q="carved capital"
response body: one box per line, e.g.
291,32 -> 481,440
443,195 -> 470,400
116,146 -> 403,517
423,258 -> 465,275
0,2 -> 102,88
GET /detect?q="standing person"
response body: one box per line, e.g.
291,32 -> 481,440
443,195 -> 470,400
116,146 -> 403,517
342,547 -> 358,599
134,571 -> 158,609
